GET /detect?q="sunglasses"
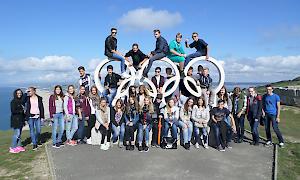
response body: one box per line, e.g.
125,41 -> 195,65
192,35 -> 197,38
112,31 -> 117,34
155,71 -> 160,73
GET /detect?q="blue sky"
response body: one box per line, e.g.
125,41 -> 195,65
0,0 -> 300,85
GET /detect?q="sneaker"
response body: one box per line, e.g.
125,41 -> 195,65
204,143 -> 209,149
144,146 -> 149,152
86,138 -> 92,145
106,142 -> 111,148
59,142 -> 65,147
33,145 -> 38,151
118,142 -> 123,148
265,141 -> 272,147
16,146 -> 26,152
195,143 -> 200,149
126,145 -> 130,150
113,141 -> 118,145
100,144 -> 108,151
155,144 -> 160,148
71,140 -> 77,146
226,142 -> 232,149
52,144 -> 56,148
37,142 -> 43,147
138,146 -> 143,152
237,139 -> 243,143
184,143 -> 190,150
9,147 -> 20,154
217,145 -> 225,152
130,145 -> 135,151
55,143 -> 61,149
151,144 -> 156,148
121,72 -> 131,79
279,143 -> 285,148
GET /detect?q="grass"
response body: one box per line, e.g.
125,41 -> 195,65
256,79 -> 300,94
244,105 -> 300,180
0,127 -> 51,180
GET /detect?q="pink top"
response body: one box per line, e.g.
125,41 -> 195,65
30,97 -> 40,115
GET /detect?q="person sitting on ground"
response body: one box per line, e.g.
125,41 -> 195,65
111,99 -> 126,148
96,97 -> 111,150
125,43 -> 148,71
246,87 -> 262,146
125,96 -> 139,151
151,67 -> 165,94
143,29 -> 169,78
104,27 -> 130,78
198,67 -> 213,106
192,96 -> 210,149
104,65 -> 121,106
184,32 -> 209,66
138,96 -> 154,152
137,85 -> 149,108
179,97 -> 194,150
167,33 -> 186,75
211,99 -> 236,152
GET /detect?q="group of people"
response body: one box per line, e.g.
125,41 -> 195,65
8,28 -> 285,153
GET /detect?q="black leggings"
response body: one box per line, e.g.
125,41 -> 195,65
100,124 -> 111,144
86,114 -> 96,139
125,125 -> 135,142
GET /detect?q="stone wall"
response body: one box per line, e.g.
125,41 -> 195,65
274,88 -> 300,107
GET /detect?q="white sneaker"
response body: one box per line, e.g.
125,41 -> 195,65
279,143 -> 285,148
195,143 -> 200,149
121,72 -> 131,79
86,138 -> 92,145
265,141 -> 272,147
105,142 -> 111,149
113,141 -> 118,145
204,143 -> 209,149
100,144 -> 108,151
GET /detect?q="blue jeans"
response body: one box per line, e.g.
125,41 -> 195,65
65,114 -> 78,140
194,126 -> 209,144
77,118 -> 85,141
11,128 -> 22,148
143,52 -> 166,76
28,118 -> 41,145
103,88 -> 117,107
138,123 -> 152,145
184,51 -> 204,66
179,121 -> 193,144
163,121 -> 178,140
234,114 -> 245,140
265,113 -> 284,143
248,117 -> 259,143
212,121 -> 227,148
111,123 -> 125,143
112,53 -> 126,73
52,113 -> 65,144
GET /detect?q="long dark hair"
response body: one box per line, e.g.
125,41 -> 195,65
13,88 -> 23,100
126,96 -> 139,114
184,97 -> 194,112
53,85 -> 64,100
128,85 -> 137,97
114,98 -> 125,111
196,96 -> 206,108
217,86 -> 229,102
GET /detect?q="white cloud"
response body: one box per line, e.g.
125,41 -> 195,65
118,8 -> 183,31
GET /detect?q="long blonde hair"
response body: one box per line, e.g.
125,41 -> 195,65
139,96 -> 154,114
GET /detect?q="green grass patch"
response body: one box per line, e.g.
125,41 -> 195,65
0,127 -> 51,179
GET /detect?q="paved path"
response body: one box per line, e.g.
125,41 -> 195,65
47,139 -> 273,180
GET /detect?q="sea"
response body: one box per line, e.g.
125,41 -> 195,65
0,82 -> 267,130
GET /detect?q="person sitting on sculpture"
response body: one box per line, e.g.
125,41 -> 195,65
103,65 -> 122,106
124,43 -> 148,71
142,29 -> 169,78
167,33 -> 186,76
184,32 -> 209,66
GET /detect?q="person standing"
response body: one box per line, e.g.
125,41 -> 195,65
78,66 -> 92,96
151,67 -> 165,94
103,65 -> 122,106
262,84 -> 284,148
49,85 -> 65,148
231,87 -> 247,143
9,89 -> 26,153
246,87 -> 263,146
104,27 -> 130,78
184,32 -> 209,66
87,86 -> 100,144
25,87 -> 44,150
142,29 -> 169,77
64,85 -> 78,146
